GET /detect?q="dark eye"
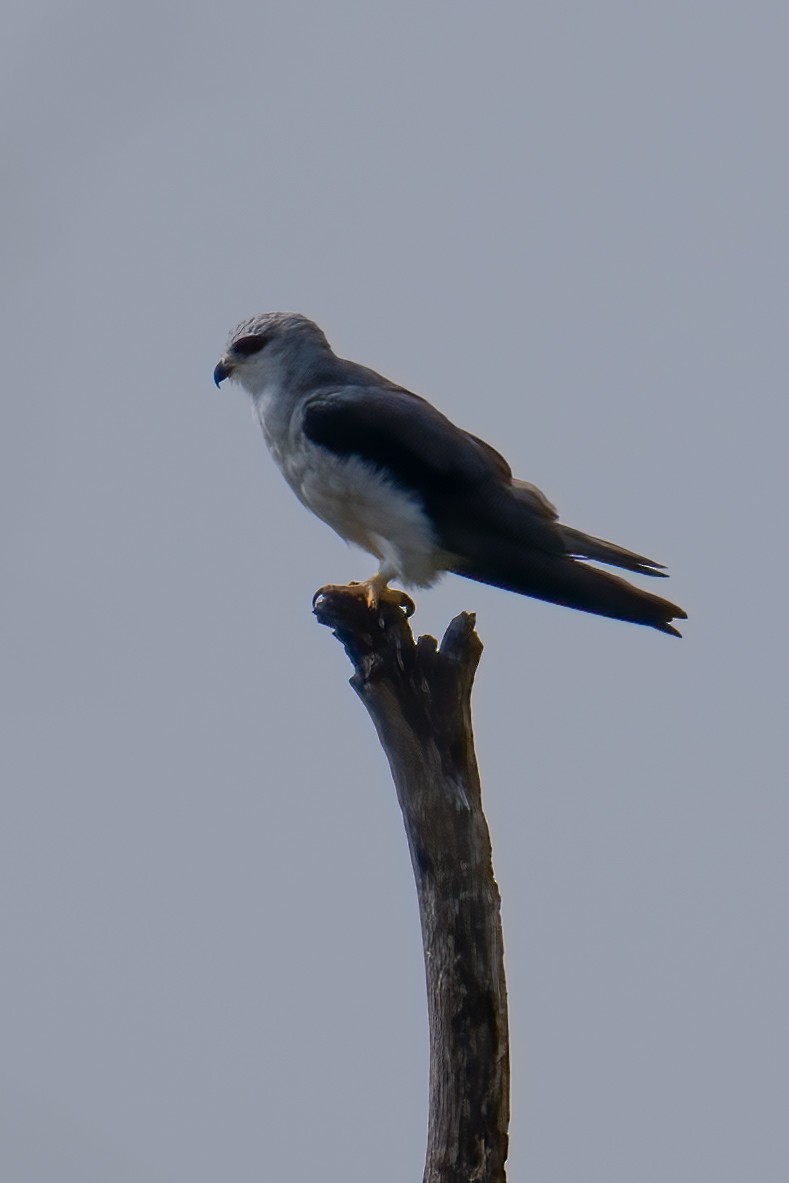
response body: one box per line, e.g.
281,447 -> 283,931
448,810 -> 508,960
232,333 -> 270,357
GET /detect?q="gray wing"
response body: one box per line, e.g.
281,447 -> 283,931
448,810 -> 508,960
301,382 -> 684,634
300,383 -> 566,558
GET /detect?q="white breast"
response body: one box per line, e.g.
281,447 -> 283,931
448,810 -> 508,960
252,385 -> 442,587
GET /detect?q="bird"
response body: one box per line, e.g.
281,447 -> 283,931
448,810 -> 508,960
214,312 -> 687,636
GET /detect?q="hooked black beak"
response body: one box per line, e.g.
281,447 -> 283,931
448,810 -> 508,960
213,359 -> 234,387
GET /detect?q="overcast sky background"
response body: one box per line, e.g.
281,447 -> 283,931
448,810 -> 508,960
2,3 -> 787,1180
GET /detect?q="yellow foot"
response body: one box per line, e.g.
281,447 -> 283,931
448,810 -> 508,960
313,580 -> 415,617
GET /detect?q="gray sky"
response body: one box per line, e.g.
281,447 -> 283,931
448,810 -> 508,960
2,2 -> 787,1179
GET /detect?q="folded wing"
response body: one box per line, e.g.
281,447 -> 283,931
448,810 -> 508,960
301,384 -> 687,635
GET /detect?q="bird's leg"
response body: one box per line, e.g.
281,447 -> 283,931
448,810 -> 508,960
314,571 -> 415,617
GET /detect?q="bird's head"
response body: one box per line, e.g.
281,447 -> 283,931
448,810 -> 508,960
214,312 -> 333,396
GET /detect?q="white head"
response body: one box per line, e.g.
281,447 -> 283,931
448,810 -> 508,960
214,312 -> 335,396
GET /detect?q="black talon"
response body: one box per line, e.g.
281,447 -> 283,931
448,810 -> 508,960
400,593 -> 416,617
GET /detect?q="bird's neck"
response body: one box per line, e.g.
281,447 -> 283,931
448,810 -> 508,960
249,381 -> 294,462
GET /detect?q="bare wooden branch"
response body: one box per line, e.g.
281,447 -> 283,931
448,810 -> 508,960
313,590 -> 509,1183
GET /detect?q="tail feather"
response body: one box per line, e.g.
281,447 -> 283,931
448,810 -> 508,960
557,526 -> 667,577
452,543 -> 687,636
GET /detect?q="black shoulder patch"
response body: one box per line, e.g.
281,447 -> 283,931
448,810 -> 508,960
302,394 -> 468,494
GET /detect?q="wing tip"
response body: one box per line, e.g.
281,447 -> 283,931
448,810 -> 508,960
656,605 -> 688,638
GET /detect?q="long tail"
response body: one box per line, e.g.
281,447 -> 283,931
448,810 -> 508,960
452,540 -> 687,636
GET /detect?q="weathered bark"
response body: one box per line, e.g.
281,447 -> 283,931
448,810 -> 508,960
313,590 -> 509,1183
